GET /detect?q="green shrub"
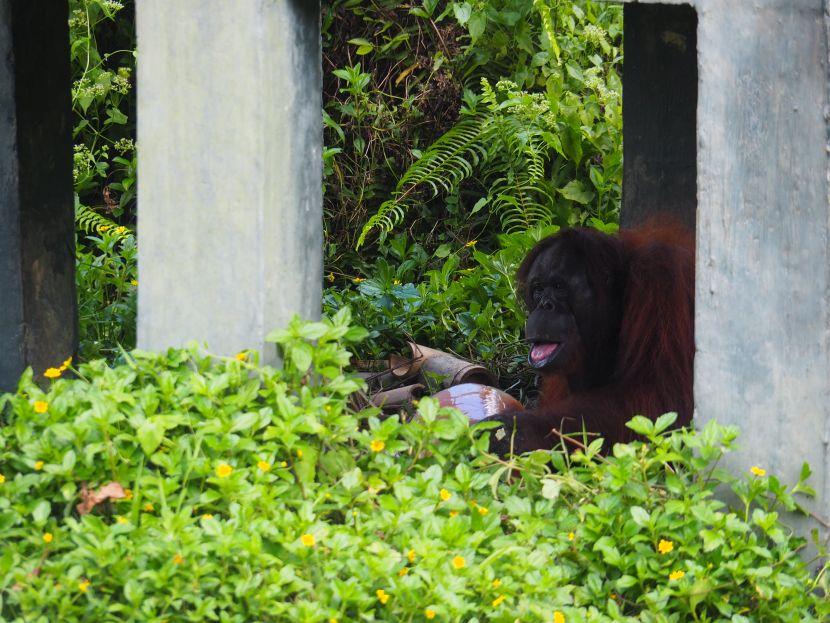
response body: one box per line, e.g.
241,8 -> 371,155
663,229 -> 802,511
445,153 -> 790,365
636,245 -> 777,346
75,222 -> 138,362
1,314 -> 826,621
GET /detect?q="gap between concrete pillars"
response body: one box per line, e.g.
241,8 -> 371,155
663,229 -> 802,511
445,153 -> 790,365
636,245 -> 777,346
621,2 -> 697,233
0,1 -> 76,393
136,1 -> 323,362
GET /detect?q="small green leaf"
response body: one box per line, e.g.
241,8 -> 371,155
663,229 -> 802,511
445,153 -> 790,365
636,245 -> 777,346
468,11 -> 486,41
630,506 -> 650,527
541,478 -> 561,501
453,2 -> 472,25
32,500 -> 51,525
290,342 -> 313,372
654,412 -> 678,434
558,180 -> 594,204
137,419 -> 164,455
625,416 -> 654,436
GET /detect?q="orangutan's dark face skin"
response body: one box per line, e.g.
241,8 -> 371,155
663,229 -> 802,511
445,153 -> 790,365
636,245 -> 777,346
522,240 -> 599,378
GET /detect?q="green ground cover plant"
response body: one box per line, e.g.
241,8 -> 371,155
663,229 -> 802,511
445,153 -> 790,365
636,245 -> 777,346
1,314 -> 827,621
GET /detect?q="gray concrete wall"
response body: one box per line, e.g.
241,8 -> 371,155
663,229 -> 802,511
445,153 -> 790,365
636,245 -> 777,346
620,0 -> 830,545
695,0 -> 829,545
0,2 -> 76,392
136,0 -> 323,361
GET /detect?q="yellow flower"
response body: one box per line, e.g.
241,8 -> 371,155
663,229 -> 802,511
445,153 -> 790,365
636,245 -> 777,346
235,352 -> 248,361
553,612 -> 565,623
439,488 -> 452,501
491,594 -> 506,607
144,503 -> 154,512
327,272 -> 335,283
449,511 -> 459,517
78,579 -> 91,593
657,539 -> 674,554
216,463 -> 233,478
451,556 -> 466,570
329,619 -> 338,623
201,513 -> 214,520
301,533 -> 315,547
567,531 -> 575,541
99,225 -> 110,232
393,279 -> 401,285
398,567 -> 409,577
43,532 -> 53,544
296,449 -> 304,458
34,401 -> 48,414
376,589 -> 389,604
116,226 -> 128,234
44,367 -> 61,379
477,505 -> 489,516
492,578 -> 502,588
257,460 -> 271,472
425,609 -> 436,619
370,439 -> 385,452
116,515 -> 128,524
669,569 -> 685,581
34,461 -> 44,471
0,473 -> 5,484
173,553 -> 184,564
123,488 -> 133,501
750,466 -> 766,477
130,279 -> 138,287
353,277 -> 365,283
465,240 -> 477,247
407,549 -> 416,563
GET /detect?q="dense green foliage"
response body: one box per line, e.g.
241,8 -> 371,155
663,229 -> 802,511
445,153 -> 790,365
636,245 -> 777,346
5,4 -> 822,620
69,0 -> 623,375
322,0 -> 622,390
69,0 -> 137,361
1,316 -> 827,621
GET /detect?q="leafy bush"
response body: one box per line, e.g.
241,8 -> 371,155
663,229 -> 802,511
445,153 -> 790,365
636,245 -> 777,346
357,3 -> 623,246
69,0 -> 138,359
324,227 -> 561,398
75,223 -> 137,362
324,0 -> 622,266
1,314 -> 827,621
70,0 -> 136,214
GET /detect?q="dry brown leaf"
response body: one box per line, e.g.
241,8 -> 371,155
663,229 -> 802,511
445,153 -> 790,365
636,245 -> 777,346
76,481 -> 126,515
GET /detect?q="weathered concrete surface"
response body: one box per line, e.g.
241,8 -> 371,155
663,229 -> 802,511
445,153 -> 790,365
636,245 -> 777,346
619,0 -> 830,547
622,3 -> 697,232
695,0 -> 829,546
136,1 -> 323,362
0,2 -> 76,392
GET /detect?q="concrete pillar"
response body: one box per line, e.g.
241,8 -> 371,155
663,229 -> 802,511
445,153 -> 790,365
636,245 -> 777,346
619,0 -> 830,546
0,1 -> 76,392
136,0 -> 323,362
622,2 -> 697,232
693,0 -> 829,545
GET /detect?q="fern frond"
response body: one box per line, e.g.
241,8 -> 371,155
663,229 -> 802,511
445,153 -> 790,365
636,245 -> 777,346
75,204 -> 131,239
357,116 -> 488,248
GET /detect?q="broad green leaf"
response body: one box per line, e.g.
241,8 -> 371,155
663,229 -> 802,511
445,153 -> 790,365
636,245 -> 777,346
558,180 -> 594,204
137,418 -> 164,455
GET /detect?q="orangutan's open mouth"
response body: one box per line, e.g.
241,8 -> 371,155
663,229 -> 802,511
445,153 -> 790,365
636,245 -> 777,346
528,342 -> 561,369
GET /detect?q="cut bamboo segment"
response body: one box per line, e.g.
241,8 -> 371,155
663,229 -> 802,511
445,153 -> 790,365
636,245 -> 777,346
370,383 -> 427,409
407,342 -> 497,388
